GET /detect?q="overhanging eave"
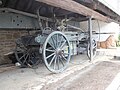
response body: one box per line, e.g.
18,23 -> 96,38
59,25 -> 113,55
36,0 -> 114,23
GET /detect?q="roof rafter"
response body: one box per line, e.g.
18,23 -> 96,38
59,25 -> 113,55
36,0 -> 113,22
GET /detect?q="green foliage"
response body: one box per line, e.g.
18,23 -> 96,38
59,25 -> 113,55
117,34 -> 120,47
119,34 -> 120,40
117,41 -> 120,47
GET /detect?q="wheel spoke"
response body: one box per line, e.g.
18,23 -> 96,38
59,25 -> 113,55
58,35 -> 63,48
46,49 -> 55,52
19,52 -> 27,61
56,34 -> 59,48
51,36 -> 56,49
61,54 -> 67,61
28,54 -> 35,65
30,60 -> 34,65
57,56 -> 60,70
48,55 -> 56,66
23,53 -> 29,64
47,47 -> 53,50
59,55 -> 65,66
60,40 -> 66,49
28,54 -> 31,62
17,47 -> 26,53
18,45 -> 27,51
48,41 -> 56,50
46,52 -> 55,59
29,57 -> 34,65
53,56 -> 57,70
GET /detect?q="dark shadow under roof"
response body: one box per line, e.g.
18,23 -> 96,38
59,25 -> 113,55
0,0 -> 120,23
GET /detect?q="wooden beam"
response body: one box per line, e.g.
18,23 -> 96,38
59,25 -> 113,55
93,1 -> 118,19
36,0 -> 111,22
74,0 -> 96,9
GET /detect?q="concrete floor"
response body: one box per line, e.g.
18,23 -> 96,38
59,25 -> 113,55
0,53 -> 120,90
43,61 -> 120,90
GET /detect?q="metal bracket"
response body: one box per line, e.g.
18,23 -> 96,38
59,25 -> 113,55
0,11 -> 39,29
0,8 -> 53,29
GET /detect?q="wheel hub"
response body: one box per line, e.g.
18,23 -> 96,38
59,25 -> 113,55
55,48 -> 62,55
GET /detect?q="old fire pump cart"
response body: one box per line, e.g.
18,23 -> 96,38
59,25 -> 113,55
0,1 -> 97,73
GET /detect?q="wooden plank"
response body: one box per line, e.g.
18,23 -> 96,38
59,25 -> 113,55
93,1 -> 119,20
74,0 -> 96,9
36,0 -> 111,22
0,65 -> 16,73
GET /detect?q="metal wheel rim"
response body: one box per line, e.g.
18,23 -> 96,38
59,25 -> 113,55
15,44 -> 40,67
15,45 -> 28,67
43,31 -> 71,73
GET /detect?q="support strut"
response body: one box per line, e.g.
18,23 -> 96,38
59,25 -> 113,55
88,17 -> 93,61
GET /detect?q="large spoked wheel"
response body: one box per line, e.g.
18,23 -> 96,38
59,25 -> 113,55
43,31 -> 71,73
87,39 -> 97,59
14,39 -> 40,67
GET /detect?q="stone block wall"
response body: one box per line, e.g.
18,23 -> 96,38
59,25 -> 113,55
0,30 -> 28,64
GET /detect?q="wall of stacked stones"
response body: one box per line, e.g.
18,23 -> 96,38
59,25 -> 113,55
0,30 -> 28,64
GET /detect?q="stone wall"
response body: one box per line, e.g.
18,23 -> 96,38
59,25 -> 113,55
0,30 -> 28,64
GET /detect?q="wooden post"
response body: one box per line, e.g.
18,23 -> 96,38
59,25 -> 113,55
88,16 -> 93,61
